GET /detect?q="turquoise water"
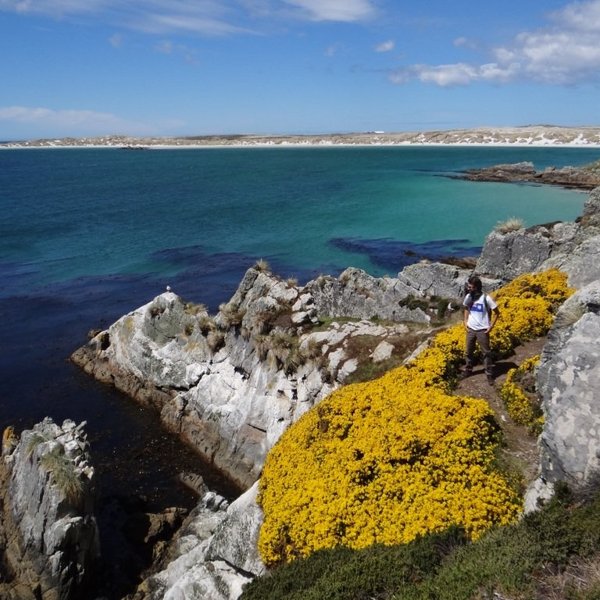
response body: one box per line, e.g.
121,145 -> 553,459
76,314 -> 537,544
1,146 -> 595,291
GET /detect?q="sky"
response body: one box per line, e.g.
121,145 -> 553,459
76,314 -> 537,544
1,0 -> 600,140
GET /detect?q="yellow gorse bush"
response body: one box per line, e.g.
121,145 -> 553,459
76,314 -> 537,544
500,355 -> 544,434
258,269 -> 573,566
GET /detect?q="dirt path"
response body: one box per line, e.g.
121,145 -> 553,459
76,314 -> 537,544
454,337 -> 547,488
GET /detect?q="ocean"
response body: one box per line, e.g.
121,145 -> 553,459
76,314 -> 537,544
1,145 -> 598,508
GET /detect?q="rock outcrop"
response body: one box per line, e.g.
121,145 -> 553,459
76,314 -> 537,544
71,264 -> 462,491
475,187 -> 600,288
460,160 -> 600,190
129,484 -> 262,600
525,281 -> 600,510
306,267 -> 430,322
0,419 -> 99,600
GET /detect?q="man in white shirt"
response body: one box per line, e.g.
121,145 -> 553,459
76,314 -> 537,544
462,275 -> 500,384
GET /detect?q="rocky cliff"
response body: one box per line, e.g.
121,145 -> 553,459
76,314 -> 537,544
71,263 -> 464,491
0,419 -> 99,600
525,280 -> 600,510
475,187 -> 600,289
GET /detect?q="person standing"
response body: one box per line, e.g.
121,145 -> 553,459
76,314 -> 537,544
462,275 -> 500,384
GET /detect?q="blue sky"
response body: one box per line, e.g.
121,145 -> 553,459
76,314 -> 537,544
1,0 -> 600,140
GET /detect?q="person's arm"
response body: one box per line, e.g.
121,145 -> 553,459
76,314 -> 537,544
463,306 -> 470,328
487,306 -> 500,332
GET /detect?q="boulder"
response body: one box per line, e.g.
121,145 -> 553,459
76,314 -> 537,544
526,281 -> 600,509
306,267 -> 430,323
475,226 -> 554,281
397,262 -> 472,300
0,419 -> 99,600
131,487 -> 258,600
475,186 -> 600,287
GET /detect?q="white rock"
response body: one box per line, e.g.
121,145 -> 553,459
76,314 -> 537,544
372,340 -> 395,363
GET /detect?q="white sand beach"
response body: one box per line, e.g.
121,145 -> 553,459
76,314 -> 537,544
2,126 -> 600,149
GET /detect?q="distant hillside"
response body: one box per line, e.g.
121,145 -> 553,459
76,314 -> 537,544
2,125 -> 600,148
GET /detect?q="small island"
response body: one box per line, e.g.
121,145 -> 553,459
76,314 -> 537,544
458,159 -> 600,190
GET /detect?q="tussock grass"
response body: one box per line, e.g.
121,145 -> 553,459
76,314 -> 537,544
495,217 -> 525,234
254,259 -> 271,273
40,446 -> 84,505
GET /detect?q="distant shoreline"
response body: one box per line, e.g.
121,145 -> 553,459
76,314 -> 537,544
3,126 -> 600,150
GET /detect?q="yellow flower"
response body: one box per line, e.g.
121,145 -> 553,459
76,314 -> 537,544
500,355 -> 543,433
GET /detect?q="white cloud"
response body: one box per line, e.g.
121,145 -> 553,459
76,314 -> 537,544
282,0 -> 375,22
1,0 -> 105,17
552,0 -> 600,32
0,0 -> 250,35
0,0 -> 378,34
325,42 -> 344,57
375,40 -> 394,53
108,32 -> 123,47
414,63 -> 478,87
154,39 -> 200,64
390,0 -> 600,87
0,105 -> 156,137
509,28 -> 600,84
155,40 -> 173,54
453,36 -> 479,50
132,11 -> 248,36
478,62 -> 520,82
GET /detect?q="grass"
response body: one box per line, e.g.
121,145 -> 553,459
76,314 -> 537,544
341,333 -> 422,384
40,445 -> 85,506
241,484 -> 600,600
254,259 -> 271,273
495,217 -> 525,234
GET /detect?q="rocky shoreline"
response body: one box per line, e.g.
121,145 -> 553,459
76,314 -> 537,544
458,160 -> 600,190
4,179 -> 600,599
3,125 -> 600,149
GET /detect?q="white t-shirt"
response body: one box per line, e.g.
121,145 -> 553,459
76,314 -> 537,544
463,293 -> 497,330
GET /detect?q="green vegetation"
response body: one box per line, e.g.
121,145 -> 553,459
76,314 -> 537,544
242,485 -> 600,600
218,302 -> 247,329
582,159 -> 600,174
500,355 -> 544,435
40,445 -> 85,505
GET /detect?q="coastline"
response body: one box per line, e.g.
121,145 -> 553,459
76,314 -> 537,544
3,125 -> 600,150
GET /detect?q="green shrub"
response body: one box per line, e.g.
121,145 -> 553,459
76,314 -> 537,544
40,446 -> 85,505
242,487 -> 600,600
241,528 -> 466,600
500,355 -> 544,434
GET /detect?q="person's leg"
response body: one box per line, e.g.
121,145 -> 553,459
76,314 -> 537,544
476,330 -> 494,379
464,329 -> 476,373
